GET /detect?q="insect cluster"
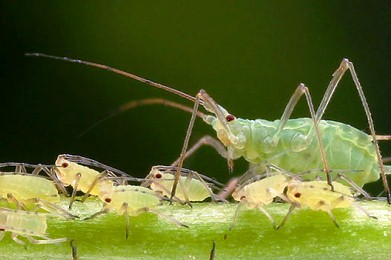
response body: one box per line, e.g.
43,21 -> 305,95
2,54 -> 390,247
0,154 -> 224,244
0,153 -> 378,246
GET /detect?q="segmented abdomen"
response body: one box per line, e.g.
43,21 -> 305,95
243,118 -> 379,186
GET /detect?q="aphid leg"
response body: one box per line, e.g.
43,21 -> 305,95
6,193 -> 27,210
383,157 -> 391,164
122,202 -> 130,239
315,59 -> 390,203
209,240 -> 216,260
178,176 -> 191,206
151,165 -> 226,203
69,173 -> 81,209
315,200 -> 339,228
351,202 -> 377,220
171,93 -> 201,204
11,233 -> 26,245
147,208 -> 189,228
276,204 -> 297,230
36,166 -> 69,196
258,207 -> 277,229
171,135 -> 232,173
80,170 -> 110,203
375,135 -> 391,141
218,177 -> 239,200
275,84 -> 332,190
325,208 -> 339,228
149,181 -> 187,205
27,235 -> 67,244
70,239 -> 78,260
327,182 -> 378,220
34,198 -> 79,219
230,200 -> 244,231
335,173 -> 373,200
84,207 -> 110,220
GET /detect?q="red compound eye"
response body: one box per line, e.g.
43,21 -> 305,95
226,114 -> 235,122
105,198 -> 112,203
155,173 -> 162,179
294,192 -> 301,198
62,162 -> 69,168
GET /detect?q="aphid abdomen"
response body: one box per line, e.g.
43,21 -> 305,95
110,185 -> 160,216
232,174 -> 288,207
0,175 -> 60,203
287,180 -> 354,211
0,208 -> 47,237
239,118 -> 379,186
185,177 -> 212,201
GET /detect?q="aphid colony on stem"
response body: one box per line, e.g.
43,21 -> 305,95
0,153 -> 379,245
0,154 -> 223,243
0,163 -> 77,244
2,55 -> 388,246
53,155 -> 215,238
24,53 -> 391,204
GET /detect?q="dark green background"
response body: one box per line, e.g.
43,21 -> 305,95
1,1 -> 390,193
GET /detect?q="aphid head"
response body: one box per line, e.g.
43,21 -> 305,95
55,156 -> 69,168
231,188 -> 244,202
148,166 -> 170,181
200,90 -> 246,150
54,155 -> 72,183
143,166 -> 170,190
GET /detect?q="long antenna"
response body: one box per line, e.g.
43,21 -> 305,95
25,53 -> 198,103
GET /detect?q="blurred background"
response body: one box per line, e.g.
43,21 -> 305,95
1,1 -> 390,194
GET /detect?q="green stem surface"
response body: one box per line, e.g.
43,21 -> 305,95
1,198 -> 391,259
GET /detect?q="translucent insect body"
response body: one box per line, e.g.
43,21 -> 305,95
278,179 -> 373,229
53,154 -> 140,209
145,165 -> 224,203
25,53 -> 391,202
0,208 -> 67,245
87,185 -> 188,238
